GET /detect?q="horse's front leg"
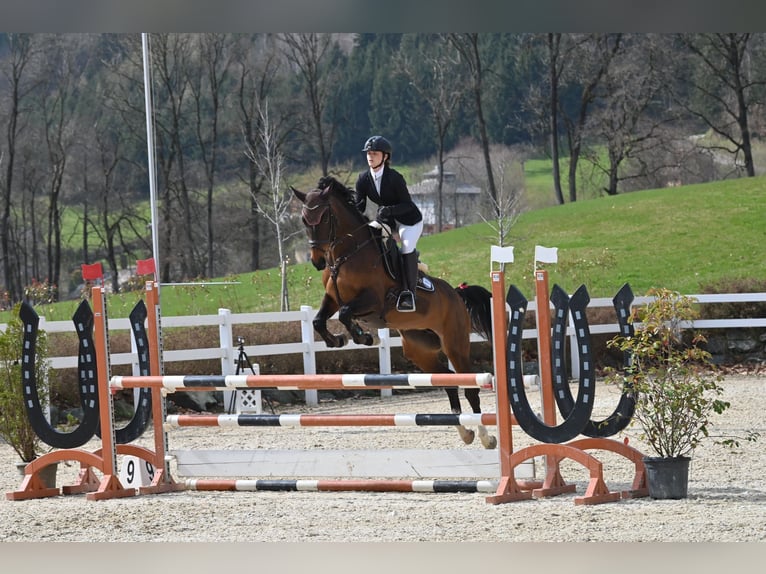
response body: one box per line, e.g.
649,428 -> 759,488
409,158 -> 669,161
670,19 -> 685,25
335,290 -> 379,346
313,295 -> 347,348
338,303 -> 374,346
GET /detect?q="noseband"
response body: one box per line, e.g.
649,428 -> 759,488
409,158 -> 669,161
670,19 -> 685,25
301,201 -> 334,248
301,189 -> 377,266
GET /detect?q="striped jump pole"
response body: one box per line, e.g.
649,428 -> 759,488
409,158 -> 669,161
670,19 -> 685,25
185,478 -> 499,493
111,372 -> 494,392
166,413 -> 500,428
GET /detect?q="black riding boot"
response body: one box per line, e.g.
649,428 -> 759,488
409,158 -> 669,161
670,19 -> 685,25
397,251 -> 419,312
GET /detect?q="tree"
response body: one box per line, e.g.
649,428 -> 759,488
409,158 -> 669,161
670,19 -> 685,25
0,34 -> 39,302
244,100 -> 298,311
279,33 -> 344,176
560,34 -> 622,202
479,146 -> 525,248
449,33 -> 498,213
543,33 -> 566,205
397,35 -> 468,231
234,33 -> 290,272
676,33 -> 765,178
453,141 -> 525,250
587,34 -> 679,195
189,33 -> 234,278
39,34 -> 83,301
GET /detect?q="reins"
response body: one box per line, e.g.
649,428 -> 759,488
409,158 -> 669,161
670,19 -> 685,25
302,188 -> 385,306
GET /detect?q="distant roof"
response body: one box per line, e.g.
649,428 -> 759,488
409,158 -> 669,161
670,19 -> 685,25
423,165 -> 456,179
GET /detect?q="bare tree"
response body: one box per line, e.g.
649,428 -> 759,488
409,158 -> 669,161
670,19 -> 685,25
547,33 -> 566,205
39,35 -> 83,300
234,34 -> 287,271
587,34 -> 679,195
397,35 -> 468,232
0,34 -> 39,302
561,34 -> 622,202
244,100 -> 298,311
190,33 -> 233,278
448,33 -> 498,212
677,33 -> 764,177
145,33 -> 202,281
82,121 -> 151,294
279,33 -> 342,176
452,141 -> 525,250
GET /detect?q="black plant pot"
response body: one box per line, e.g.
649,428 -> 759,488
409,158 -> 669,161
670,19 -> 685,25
643,456 -> 691,499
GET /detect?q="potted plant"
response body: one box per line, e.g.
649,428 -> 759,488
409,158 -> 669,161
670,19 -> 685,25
0,303 -> 55,482
606,288 -> 731,499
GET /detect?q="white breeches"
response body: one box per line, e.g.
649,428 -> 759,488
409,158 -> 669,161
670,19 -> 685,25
398,220 -> 423,255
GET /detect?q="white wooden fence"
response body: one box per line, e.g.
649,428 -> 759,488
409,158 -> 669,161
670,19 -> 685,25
7,292 -> 766,409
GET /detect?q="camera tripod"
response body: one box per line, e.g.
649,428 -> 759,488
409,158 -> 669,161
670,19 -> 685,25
226,337 -> 275,414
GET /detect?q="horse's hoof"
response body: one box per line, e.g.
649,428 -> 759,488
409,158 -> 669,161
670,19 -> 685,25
482,435 -> 498,450
460,429 -> 475,445
354,333 -> 374,346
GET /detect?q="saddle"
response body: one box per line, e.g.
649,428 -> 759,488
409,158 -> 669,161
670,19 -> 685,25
368,222 -> 435,293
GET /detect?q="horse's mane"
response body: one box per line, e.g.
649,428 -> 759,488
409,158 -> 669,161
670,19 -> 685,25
318,175 -> 370,224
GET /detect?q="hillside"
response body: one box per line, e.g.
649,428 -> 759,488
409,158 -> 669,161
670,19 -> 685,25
8,175 -> 765,322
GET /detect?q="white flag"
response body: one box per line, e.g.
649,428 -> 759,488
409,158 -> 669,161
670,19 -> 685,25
491,245 -> 514,263
534,245 -> 558,264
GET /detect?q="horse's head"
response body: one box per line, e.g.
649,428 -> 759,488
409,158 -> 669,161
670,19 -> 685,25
292,185 -> 332,270
292,177 -> 369,271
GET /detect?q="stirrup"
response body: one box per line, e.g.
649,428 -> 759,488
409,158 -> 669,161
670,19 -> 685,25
397,290 -> 416,312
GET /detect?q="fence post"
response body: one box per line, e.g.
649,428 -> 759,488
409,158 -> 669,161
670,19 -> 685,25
377,328 -> 393,398
218,308 -> 234,411
300,305 -> 319,406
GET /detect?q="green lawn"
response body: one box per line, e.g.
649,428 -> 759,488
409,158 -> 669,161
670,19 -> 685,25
14,173 -> 764,323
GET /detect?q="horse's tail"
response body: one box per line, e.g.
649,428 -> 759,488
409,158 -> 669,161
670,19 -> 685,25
455,282 -> 493,343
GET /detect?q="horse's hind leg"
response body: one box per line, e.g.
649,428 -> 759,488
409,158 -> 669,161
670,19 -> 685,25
402,331 -> 475,445
464,388 -> 497,450
441,332 -> 497,450
446,387 -> 475,445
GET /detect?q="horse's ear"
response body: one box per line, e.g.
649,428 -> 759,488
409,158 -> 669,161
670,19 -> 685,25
291,186 -> 307,203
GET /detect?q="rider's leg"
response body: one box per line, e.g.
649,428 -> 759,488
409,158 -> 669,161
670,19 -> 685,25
397,251 -> 418,312
397,221 -> 423,313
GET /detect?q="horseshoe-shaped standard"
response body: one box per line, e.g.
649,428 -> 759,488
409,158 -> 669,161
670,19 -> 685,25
19,299 -> 153,448
95,299 -> 153,444
505,284 -> 596,443
550,283 -> 636,438
19,301 -> 101,448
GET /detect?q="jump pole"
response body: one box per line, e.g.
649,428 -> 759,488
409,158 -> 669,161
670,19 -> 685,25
166,413 -> 499,427
110,372 -> 494,392
186,479 -> 499,493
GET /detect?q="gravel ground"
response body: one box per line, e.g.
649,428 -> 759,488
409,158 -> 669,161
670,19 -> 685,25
1,375 -> 765,547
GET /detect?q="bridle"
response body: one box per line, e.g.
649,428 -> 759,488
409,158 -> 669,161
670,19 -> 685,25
301,188 -> 382,304
301,201 -> 336,250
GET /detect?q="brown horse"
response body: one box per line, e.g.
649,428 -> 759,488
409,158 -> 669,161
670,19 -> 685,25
291,177 -> 496,448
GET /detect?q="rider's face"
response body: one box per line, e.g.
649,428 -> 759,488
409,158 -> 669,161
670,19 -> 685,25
366,151 -> 384,169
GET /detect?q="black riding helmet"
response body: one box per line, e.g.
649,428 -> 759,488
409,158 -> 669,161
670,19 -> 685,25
362,135 -> 392,157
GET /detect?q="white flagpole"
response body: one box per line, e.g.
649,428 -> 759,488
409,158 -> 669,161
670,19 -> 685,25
142,33 -> 161,291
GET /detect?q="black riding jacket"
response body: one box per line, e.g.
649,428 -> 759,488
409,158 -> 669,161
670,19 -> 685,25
354,166 -> 423,226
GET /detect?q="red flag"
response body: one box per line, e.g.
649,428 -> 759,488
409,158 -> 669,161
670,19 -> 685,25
81,262 -> 103,281
136,258 -> 156,276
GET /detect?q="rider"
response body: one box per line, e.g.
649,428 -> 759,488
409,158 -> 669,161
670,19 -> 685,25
354,135 -> 423,313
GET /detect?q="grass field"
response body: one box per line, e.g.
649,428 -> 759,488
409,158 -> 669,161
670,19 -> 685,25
13,172 -> 764,323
